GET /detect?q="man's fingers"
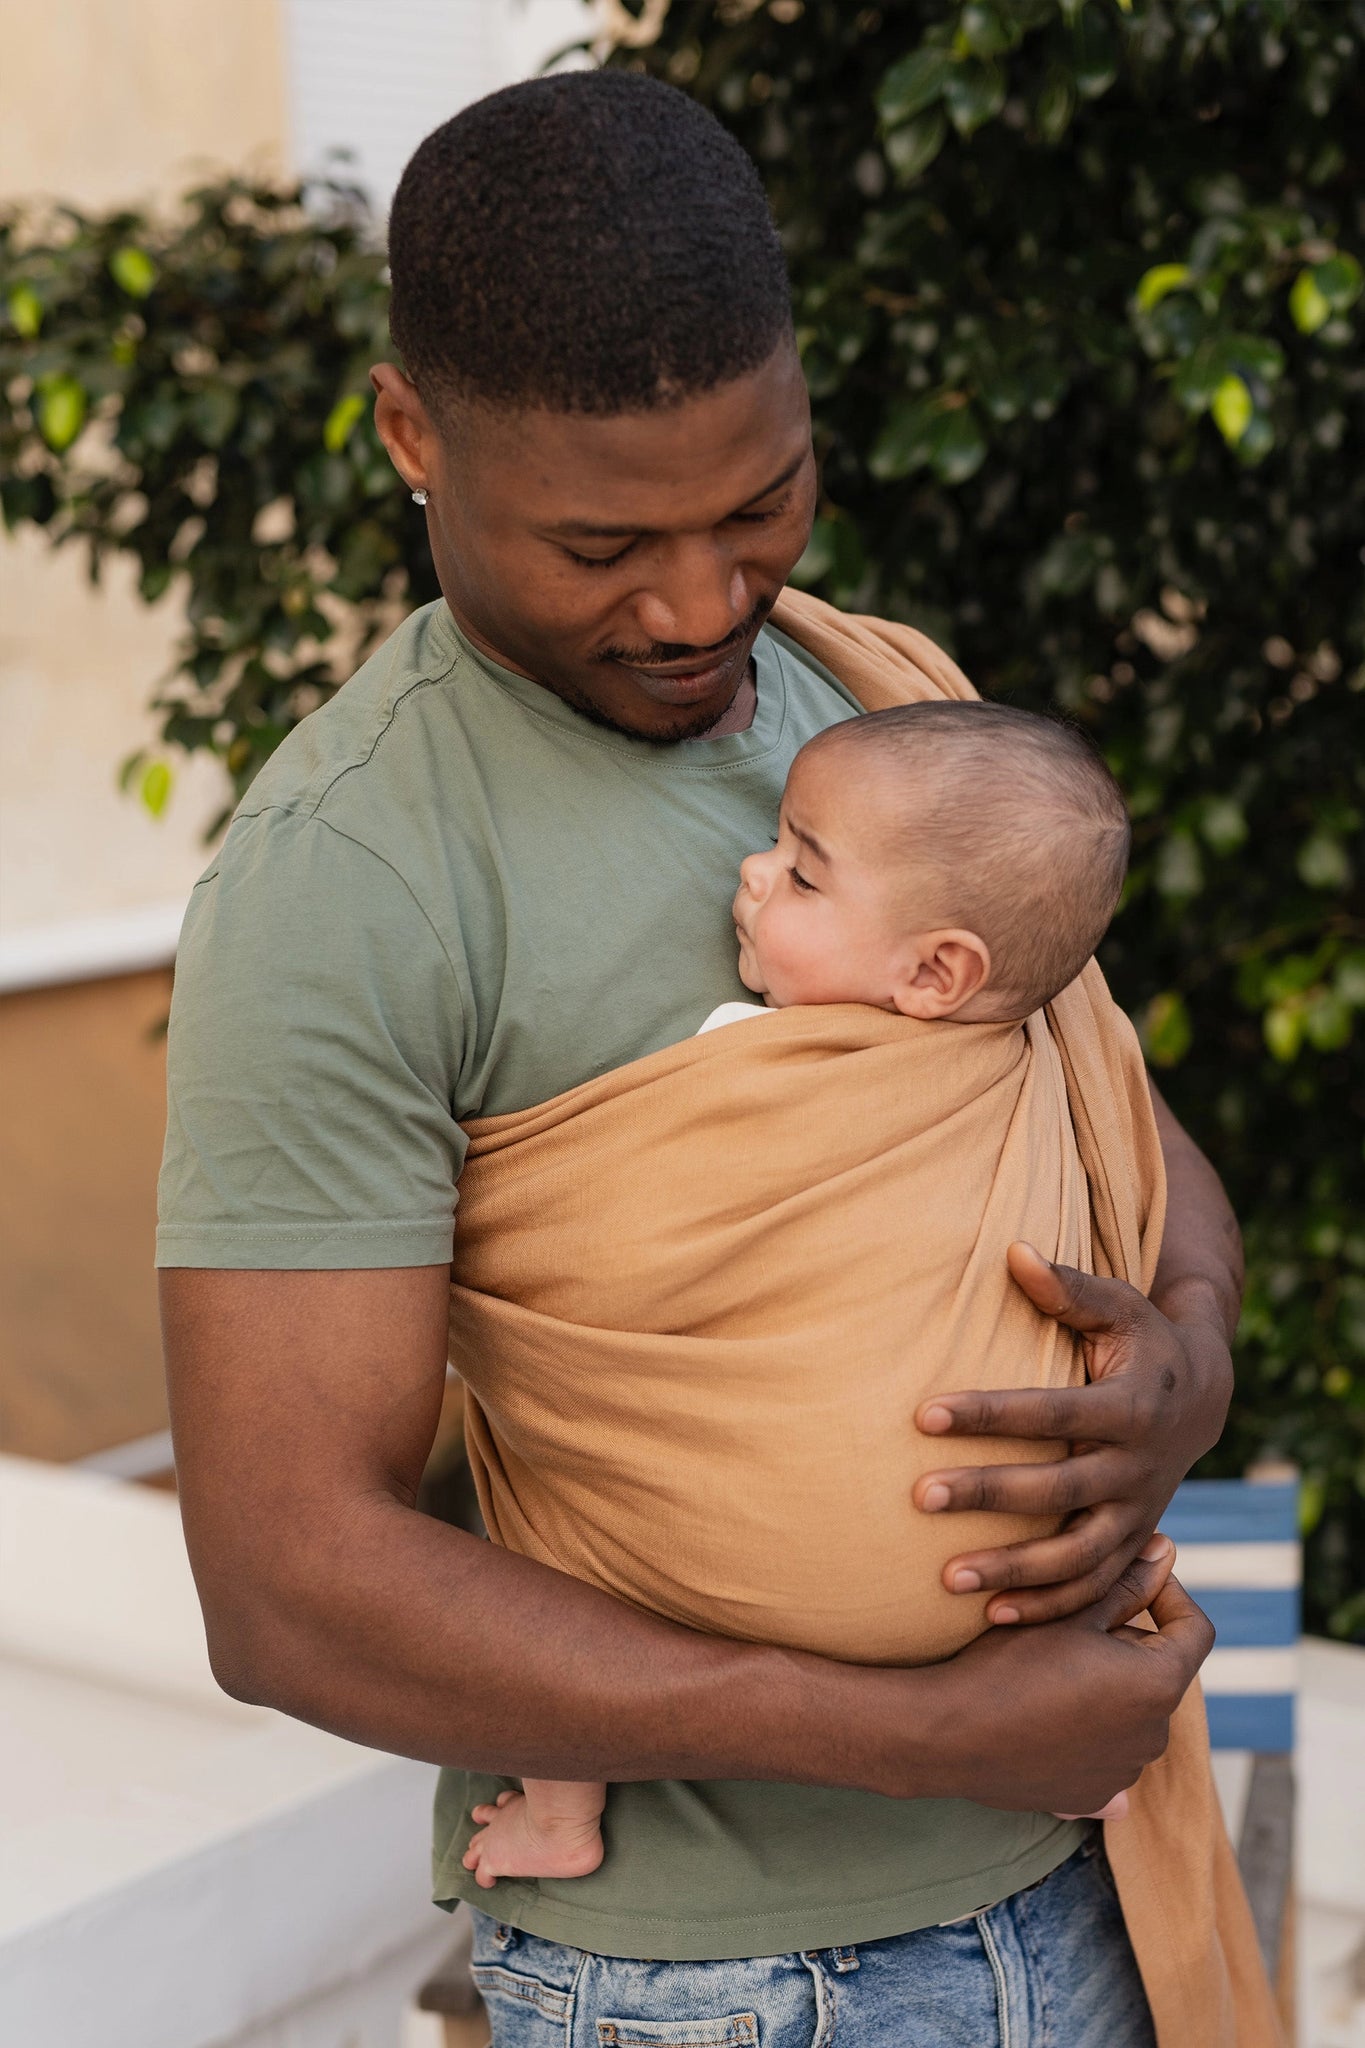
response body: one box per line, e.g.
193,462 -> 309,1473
916,1379 -> 1139,1444
914,1452 -> 1125,1523
1005,1241 -> 1149,1337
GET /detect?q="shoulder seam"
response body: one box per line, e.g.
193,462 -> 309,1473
239,640 -> 462,822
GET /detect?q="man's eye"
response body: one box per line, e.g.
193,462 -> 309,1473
789,867 -> 815,893
733,490 -> 793,526
565,542 -> 635,569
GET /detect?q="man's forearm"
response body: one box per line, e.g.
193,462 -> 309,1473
1148,1077 -> 1241,1440
204,1486 -> 925,1792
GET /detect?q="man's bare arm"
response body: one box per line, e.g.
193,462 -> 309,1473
909,1080 -> 1239,1623
162,1265 -> 1208,1813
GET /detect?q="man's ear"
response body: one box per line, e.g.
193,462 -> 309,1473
891,930 -> 992,1020
370,362 -> 438,495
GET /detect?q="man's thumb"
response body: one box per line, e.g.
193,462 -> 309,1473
1006,1241 -> 1133,1335
1087,1536 -> 1175,1633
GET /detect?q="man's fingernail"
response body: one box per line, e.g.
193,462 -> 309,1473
921,1482 -> 951,1512
1141,1534 -> 1172,1561
921,1404 -> 954,1433
951,1568 -> 982,1592
991,1604 -> 1020,1624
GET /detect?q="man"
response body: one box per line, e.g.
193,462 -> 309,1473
160,73 -> 1236,2042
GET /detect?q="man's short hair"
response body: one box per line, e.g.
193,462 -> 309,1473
811,702 -> 1132,1016
387,71 -> 793,417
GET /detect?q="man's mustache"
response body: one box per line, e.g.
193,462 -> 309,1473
597,595 -> 772,668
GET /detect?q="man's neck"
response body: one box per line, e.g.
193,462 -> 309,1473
696,661 -> 757,739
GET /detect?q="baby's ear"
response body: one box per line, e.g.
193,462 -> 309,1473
892,931 -> 992,1020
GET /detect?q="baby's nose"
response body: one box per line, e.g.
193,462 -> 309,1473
738,851 -> 768,898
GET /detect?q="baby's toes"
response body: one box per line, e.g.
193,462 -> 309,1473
470,1804 -> 498,1824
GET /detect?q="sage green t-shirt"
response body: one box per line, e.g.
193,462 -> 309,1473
158,598 -> 1083,1959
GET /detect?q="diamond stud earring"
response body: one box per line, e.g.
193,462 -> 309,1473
411,487 -> 428,507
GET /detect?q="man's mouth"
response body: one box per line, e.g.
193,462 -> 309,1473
599,598 -> 771,707
613,642 -> 747,707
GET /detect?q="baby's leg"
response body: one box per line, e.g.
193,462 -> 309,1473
461,1779 -> 606,1887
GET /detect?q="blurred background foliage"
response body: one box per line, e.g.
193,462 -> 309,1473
1,0 -> 1361,1632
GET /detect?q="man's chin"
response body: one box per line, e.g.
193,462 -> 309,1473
556,680 -> 744,745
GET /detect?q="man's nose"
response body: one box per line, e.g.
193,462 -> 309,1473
632,546 -> 749,653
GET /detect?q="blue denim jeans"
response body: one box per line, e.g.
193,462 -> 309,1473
468,1834 -> 1155,2048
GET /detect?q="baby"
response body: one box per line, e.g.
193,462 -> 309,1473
462,699 -> 1132,1888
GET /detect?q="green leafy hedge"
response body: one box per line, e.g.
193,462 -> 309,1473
2,0 -> 1362,1632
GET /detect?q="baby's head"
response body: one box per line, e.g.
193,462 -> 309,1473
733,703 -> 1130,1023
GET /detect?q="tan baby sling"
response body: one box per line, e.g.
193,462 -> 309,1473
447,589 -> 1281,2047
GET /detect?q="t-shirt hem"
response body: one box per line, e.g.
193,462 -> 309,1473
431,1820 -> 1088,1961
154,1221 -> 454,1269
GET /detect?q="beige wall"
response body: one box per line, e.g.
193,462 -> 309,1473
0,0 -> 287,208
0,0 -> 289,937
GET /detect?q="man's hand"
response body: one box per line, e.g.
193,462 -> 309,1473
911,1244 -> 1231,1625
897,1546 -> 1214,1814
909,1084 -> 1240,1626
912,1081 -> 1244,1622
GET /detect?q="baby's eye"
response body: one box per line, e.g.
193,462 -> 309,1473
789,866 -> 815,893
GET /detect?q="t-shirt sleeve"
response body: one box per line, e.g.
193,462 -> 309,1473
157,808 -> 467,1269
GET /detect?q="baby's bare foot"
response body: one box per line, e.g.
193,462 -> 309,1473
461,1790 -> 605,1888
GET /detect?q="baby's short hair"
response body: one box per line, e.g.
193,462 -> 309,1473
809,702 -> 1131,1016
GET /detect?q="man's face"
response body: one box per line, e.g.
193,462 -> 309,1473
372,344 -> 816,740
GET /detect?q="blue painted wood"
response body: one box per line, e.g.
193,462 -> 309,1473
1198,1588 -> 1300,1646
1205,1694 -> 1295,1752
1165,1479 -> 1299,1545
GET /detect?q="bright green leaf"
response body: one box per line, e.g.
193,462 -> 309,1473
323,392 -> 367,453
140,760 -> 173,818
1298,1474 -> 1326,1538
1264,1001 -> 1305,1062
7,284 -> 42,337
1142,991 -> 1193,1068
37,376 -> 87,451
877,47 -> 953,125
1290,269 -> 1332,334
109,245 -> 158,298
1211,373 -> 1252,445
1135,263 -> 1192,313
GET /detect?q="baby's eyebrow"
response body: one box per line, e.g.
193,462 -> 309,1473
784,814 -> 831,865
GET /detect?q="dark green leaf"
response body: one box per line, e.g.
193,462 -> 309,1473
877,47 -> 953,125
942,58 -> 1006,137
884,108 -> 948,182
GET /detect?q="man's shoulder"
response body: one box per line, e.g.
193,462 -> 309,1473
233,601 -> 461,831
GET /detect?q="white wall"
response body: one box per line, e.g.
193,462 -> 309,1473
282,0 -> 592,208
